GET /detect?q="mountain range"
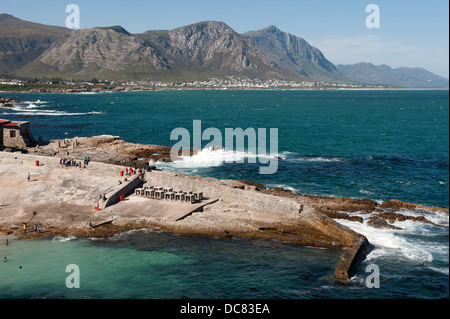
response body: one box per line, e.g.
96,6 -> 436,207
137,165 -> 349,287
336,63 -> 449,88
0,14 -> 448,88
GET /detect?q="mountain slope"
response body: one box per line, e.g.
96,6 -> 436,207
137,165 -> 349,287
137,21 -> 299,81
3,14 -> 446,86
0,14 -> 71,76
243,25 -> 346,83
337,63 -> 449,88
17,27 -> 171,80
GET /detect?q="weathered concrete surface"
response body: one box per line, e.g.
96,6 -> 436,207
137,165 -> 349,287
334,235 -> 373,281
103,196 -> 219,221
27,135 -> 175,165
0,152 -> 369,280
99,175 -> 143,209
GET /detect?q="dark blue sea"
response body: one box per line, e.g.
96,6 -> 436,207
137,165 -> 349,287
0,89 -> 448,300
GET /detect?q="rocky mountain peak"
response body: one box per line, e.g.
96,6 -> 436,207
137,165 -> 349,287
0,13 -> 15,20
145,20 -> 282,77
1,15 -> 344,83
260,25 -> 281,34
94,25 -> 131,36
243,26 -> 344,82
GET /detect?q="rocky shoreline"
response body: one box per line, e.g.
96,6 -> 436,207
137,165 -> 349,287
0,96 -> 24,107
26,86 -> 153,94
1,136 -> 448,281
28,135 -> 449,220
27,135 -> 175,166
257,187 -> 448,228
10,135 -> 448,236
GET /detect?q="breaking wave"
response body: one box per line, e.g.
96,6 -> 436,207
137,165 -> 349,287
155,147 -> 280,170
337,218 -> 434,264
52,235 -> 77,242
287,156 -> 345,163
3,104 -> 103,116
334,209 -> 448,271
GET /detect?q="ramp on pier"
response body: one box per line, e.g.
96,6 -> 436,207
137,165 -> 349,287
102,196 -> 218,221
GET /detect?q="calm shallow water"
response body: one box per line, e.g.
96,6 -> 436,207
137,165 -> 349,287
0,89 -> 448,299
0,229 -> 447,299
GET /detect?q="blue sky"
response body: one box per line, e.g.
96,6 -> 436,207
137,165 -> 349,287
2,0 -> 449,77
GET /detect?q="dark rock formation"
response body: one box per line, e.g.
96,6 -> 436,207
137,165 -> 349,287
319,208 -> 364,223
380,199 -> 449,213
376,212 -> 435,225
0,97 -> 23,104
367,216 -> 402,230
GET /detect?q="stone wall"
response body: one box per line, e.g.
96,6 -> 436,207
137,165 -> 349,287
334,235 -> 373,281
1,122 -> 35,148
99,175 -> 143,210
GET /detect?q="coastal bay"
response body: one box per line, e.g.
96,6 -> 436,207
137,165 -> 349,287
0,89 -> 448,298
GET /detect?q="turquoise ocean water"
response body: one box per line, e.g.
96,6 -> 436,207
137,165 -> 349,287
0,90 -> 448,299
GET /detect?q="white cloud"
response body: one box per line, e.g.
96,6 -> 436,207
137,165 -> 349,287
310,35 -> 449,78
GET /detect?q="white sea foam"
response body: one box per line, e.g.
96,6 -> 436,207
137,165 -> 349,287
289,156 -> 344,163
52,235 -> 77,242
365,248 -> 390,261
7,105 -> 103,116
335,218 -> 434,264
264,183 -> 298,193
25,103 -> 41,109
350,209 -> 449,269
359,189 -> 374,196
393,209 -> 449,227
156,147 -> 279,169
428,266 -> 449,275
22,100 -> 48,108
107,228 -> 158,241
276,151 -> 299,160
23,100 -> 47,104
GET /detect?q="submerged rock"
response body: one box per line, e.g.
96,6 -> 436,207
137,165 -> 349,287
380,199 -> 449,213
377,212 -> 435,225
0,97 -> 24,104
367,216 -> 402,230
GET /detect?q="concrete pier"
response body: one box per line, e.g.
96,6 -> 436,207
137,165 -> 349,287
0,152 -> 372,281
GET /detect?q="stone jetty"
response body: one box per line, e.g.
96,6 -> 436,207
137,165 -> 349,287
2,136 -> 447,281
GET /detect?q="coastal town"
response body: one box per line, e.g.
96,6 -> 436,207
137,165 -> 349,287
0,76 -> 395,93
